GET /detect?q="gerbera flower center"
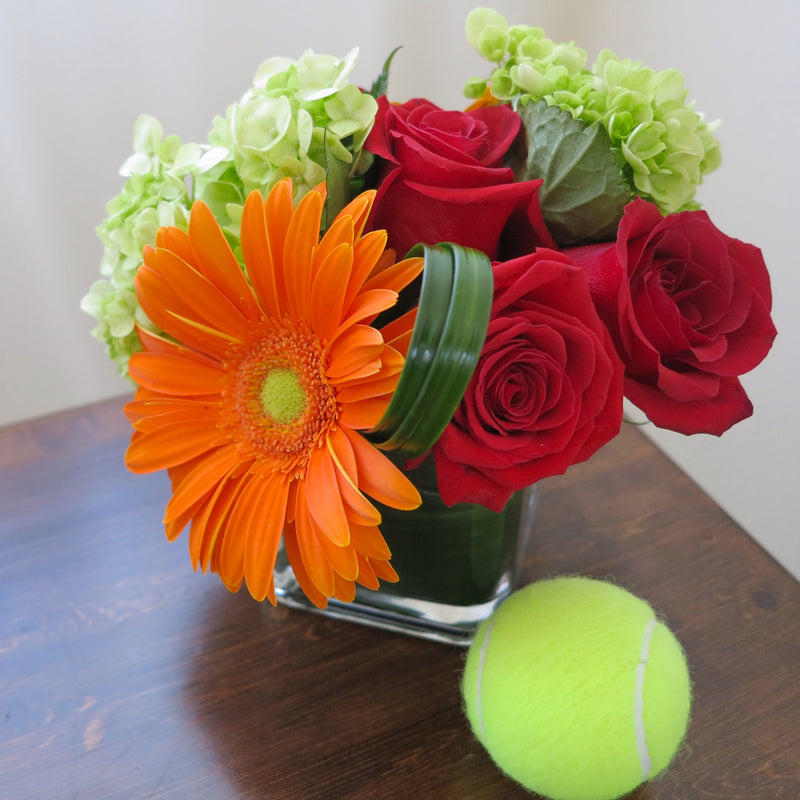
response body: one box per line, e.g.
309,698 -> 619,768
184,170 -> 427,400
222,317 -> 338,472
260,368 -> 307,424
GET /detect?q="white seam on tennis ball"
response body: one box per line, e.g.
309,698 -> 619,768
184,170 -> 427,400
634,616 -> 657,779
475,617 -> 495,738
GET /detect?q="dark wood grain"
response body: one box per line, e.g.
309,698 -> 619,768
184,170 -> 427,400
1,397 -> 798,799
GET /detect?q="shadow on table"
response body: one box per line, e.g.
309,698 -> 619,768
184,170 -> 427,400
179,583 -> 528,800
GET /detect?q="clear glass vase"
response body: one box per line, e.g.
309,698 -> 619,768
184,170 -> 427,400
273,456 -> 537,646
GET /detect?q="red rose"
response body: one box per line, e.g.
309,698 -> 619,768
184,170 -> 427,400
365,96 -> 551,259
567,199 -> 776,435
432,249 -> 624,511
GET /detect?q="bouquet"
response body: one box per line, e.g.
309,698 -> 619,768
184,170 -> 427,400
82,8 -> 775,610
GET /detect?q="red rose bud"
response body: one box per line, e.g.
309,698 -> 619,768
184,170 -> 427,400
432,249 -> 624,511
365,96 -> 551,259
567,198 -> 777,435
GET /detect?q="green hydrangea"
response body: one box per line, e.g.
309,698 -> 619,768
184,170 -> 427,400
464,8 -> 720,215
591,50 -> 721,212
80,280 -> 153,373
84,50 -> 378,376
465,9 -> 591,105
204,49 -> 378,231
82,115 -> 194,374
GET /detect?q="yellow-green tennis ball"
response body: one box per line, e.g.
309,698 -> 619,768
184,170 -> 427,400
461,577 -> 691,800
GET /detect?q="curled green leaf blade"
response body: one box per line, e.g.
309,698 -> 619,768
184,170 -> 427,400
390,244 -> 493,451
368,245 -> 453,444
368,243 -> 493,458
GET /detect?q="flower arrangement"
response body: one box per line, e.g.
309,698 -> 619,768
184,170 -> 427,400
83,8 -> 775,611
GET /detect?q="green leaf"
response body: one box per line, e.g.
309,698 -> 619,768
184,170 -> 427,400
368,243 -> 493,457
369,47 -> 402,98
322,129 -> 352,231
515,100 -> 632,246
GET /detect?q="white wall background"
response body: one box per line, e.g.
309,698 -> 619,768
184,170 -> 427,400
2,0 -> 797,578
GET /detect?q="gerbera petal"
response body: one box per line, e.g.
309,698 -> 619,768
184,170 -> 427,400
335,373 -> 402,404
164,492 -> 204,543
338,396 -> 392,429
264,178 -> 294,308
334,189 -> 376,238
305,446 -> 350,547
150,247 -> 251,336
241,190 -> 282,320
126,421 -> 223,473
332,346 -> 404,403
136,260 -> 200,330
380,310 -> 418,357
326,434 -> 383,527
282,188 -> 323,318
342,428 -> 422,510
284,478 -> 299,525
349,522 -> 393,561
135,326 -> 180,357
283,524 -> 330,609
339,478 -> 383,527
188,474 -> 232,570
332,573 -> 357,603
354,229 -> 389,277
167,452 -> 206,491
342,230 -> 388,311
326,324 -> 385,380
293,489 -> 336,596
218,571 -> 244,593
337,289 -> 398,335
136,268 -> 236,360
124,390 -> 191,423
133,327 -> 221,371
314,215 -> 353,271
366,248 -> 398,282
188,201 -> 261,318
310,241 -> 352,340
244,477 -> 289,603
377,342 -> 407,372
311,180 -> 328,205
354,553 -> 379,590
316,534 -> 359,582
363,255 -> 425,294
165,444 -> 242,523
371,558 -> 400,583
128,352 -> 224,396
156,226 -> 195,264
126,400 -> 220,432
217,475 -> 265,592
326,425 -> 359,477
167,313 -> 242,349
201,473 -> 246,573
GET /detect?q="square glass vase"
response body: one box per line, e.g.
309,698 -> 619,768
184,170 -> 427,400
274,458 -> 537,646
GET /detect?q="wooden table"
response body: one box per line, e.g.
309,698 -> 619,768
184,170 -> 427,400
1,397 -> 798,799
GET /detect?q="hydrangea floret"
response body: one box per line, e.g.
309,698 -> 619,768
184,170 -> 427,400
464,7 -> 721,214
82,49 -> 378,375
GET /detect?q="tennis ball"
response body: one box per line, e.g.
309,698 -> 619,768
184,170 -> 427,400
461,577 -> 691,800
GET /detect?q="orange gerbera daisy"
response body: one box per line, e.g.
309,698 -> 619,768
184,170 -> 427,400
124,178 -> 424,608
